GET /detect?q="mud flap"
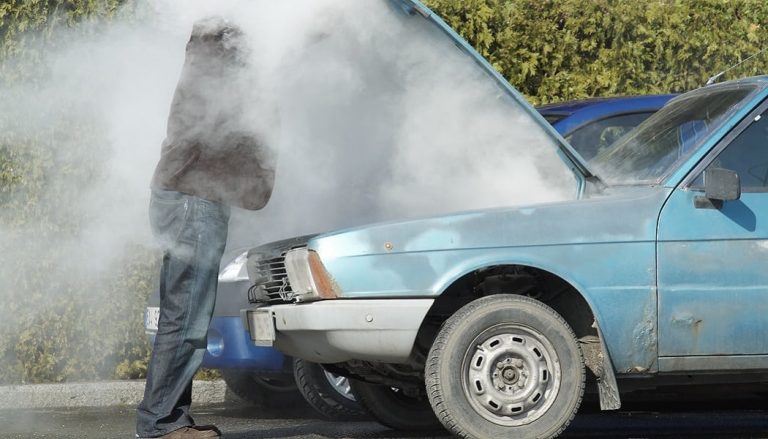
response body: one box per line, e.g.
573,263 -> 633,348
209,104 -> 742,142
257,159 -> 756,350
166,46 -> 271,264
595,322 -> 621,410
579,321 -> 621,410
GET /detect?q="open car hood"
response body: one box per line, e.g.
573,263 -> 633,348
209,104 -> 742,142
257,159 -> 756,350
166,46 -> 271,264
392,0 -> 591,189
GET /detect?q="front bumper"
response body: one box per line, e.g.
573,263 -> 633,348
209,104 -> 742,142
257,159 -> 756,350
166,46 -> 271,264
242,299 -> 434,364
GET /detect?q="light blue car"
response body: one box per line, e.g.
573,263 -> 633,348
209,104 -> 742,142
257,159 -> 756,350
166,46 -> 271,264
243,1 -> 768,438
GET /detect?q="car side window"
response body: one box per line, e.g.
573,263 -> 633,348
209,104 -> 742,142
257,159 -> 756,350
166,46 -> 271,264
565,112 -> 654,161
692,110 -> 768,191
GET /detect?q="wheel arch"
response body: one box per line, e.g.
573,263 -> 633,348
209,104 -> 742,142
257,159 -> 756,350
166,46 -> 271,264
427,257 -> 607,335
415,258 -> 621,410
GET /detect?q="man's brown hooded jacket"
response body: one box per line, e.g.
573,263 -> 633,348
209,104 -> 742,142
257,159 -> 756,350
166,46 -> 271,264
151,17 -> 275,210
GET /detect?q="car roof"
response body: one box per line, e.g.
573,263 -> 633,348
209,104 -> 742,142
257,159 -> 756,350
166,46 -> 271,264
537,94 -> 675,114
538,75 -> 768,127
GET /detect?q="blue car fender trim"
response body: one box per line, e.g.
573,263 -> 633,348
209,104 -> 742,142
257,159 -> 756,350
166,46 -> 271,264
424,245 -> 657,371
423,252 -> 625,409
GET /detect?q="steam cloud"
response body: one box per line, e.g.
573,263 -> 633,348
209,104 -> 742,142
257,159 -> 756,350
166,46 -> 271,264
0,0 -> 574,381
4,0 -> 576,257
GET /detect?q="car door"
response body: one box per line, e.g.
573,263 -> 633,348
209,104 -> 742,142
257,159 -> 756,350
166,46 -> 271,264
657,102 -> 768,371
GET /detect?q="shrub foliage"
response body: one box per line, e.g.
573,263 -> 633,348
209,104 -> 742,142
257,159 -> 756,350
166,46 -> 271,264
425,0 -> 768,103
0,0 -> 154,384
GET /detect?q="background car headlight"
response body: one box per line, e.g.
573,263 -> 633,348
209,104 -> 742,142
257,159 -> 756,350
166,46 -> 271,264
218,251 -> 249,282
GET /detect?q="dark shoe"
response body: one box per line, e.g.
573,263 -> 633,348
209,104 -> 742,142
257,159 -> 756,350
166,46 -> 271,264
191,425 -> 221,436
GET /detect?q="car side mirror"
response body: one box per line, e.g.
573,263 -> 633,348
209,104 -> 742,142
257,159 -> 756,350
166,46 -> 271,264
694,168 -> 740,209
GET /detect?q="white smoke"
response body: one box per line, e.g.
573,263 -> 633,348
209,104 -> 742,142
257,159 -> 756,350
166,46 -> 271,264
214,0 -> 575,245
6,0 -> 574,252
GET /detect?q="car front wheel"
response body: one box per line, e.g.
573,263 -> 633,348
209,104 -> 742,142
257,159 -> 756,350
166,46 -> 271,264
426,294 -> 584,439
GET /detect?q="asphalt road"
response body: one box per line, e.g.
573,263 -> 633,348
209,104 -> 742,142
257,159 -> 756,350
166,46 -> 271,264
3,395 -> 768,438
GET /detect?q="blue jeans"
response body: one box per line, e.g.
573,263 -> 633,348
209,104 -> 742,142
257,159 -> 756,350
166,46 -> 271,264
136,189 -> 230,438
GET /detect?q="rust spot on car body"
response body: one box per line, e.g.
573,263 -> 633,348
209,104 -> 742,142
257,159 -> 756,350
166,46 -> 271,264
625,300 -> 657,373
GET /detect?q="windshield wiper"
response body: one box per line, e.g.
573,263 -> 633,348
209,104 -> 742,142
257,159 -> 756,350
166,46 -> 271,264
583,175 -> 608,197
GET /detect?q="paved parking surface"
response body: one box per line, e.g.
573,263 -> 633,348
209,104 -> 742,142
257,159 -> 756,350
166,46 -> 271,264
3,395 -> 768,438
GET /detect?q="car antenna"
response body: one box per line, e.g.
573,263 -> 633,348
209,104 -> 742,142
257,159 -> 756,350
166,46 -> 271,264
705,46 -> 768,86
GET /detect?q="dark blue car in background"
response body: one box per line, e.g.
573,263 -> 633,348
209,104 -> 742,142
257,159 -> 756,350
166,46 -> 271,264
539,94 -> 676,162
144,93 -> 676,418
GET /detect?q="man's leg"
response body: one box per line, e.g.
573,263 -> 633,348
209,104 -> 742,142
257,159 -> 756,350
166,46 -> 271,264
137,190 -> 229,438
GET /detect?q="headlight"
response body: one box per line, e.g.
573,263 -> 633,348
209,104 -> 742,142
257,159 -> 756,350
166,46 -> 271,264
218,251 -> 249,282
284,248 -> 339,301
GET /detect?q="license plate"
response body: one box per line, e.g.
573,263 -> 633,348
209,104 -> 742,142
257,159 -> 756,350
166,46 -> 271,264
250,309 -> 276,346
145,306 -> 160,333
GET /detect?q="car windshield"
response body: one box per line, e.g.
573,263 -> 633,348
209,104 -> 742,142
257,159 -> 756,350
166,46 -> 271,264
591,85 -> 757,185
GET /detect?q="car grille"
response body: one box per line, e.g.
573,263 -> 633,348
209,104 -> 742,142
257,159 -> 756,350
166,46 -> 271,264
247,250 -> 298,304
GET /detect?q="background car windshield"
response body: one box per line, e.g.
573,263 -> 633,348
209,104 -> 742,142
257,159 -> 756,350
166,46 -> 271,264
591,86 -> 757,185
565,112 -> 656,162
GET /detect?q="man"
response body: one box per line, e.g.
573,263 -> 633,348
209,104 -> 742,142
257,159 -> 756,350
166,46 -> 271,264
137,17 -> 275,439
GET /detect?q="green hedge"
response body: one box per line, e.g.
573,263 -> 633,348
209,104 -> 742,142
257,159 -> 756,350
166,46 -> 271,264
425,0 -> 768,103
1,0 -> 767,383
0,0 -> 154,384
0,111 -> 155,383
0,0 -> 126,83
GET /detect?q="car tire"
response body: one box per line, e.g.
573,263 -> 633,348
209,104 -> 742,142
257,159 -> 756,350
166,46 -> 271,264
348,379 -> 443,431
426,294 -> 584,439
293,358 -> 365,420
221,369 -> 302,408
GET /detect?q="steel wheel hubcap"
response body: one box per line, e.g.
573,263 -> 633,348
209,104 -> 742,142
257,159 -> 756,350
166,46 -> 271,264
462,324 -> 561,426
324,371 -> 356,401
